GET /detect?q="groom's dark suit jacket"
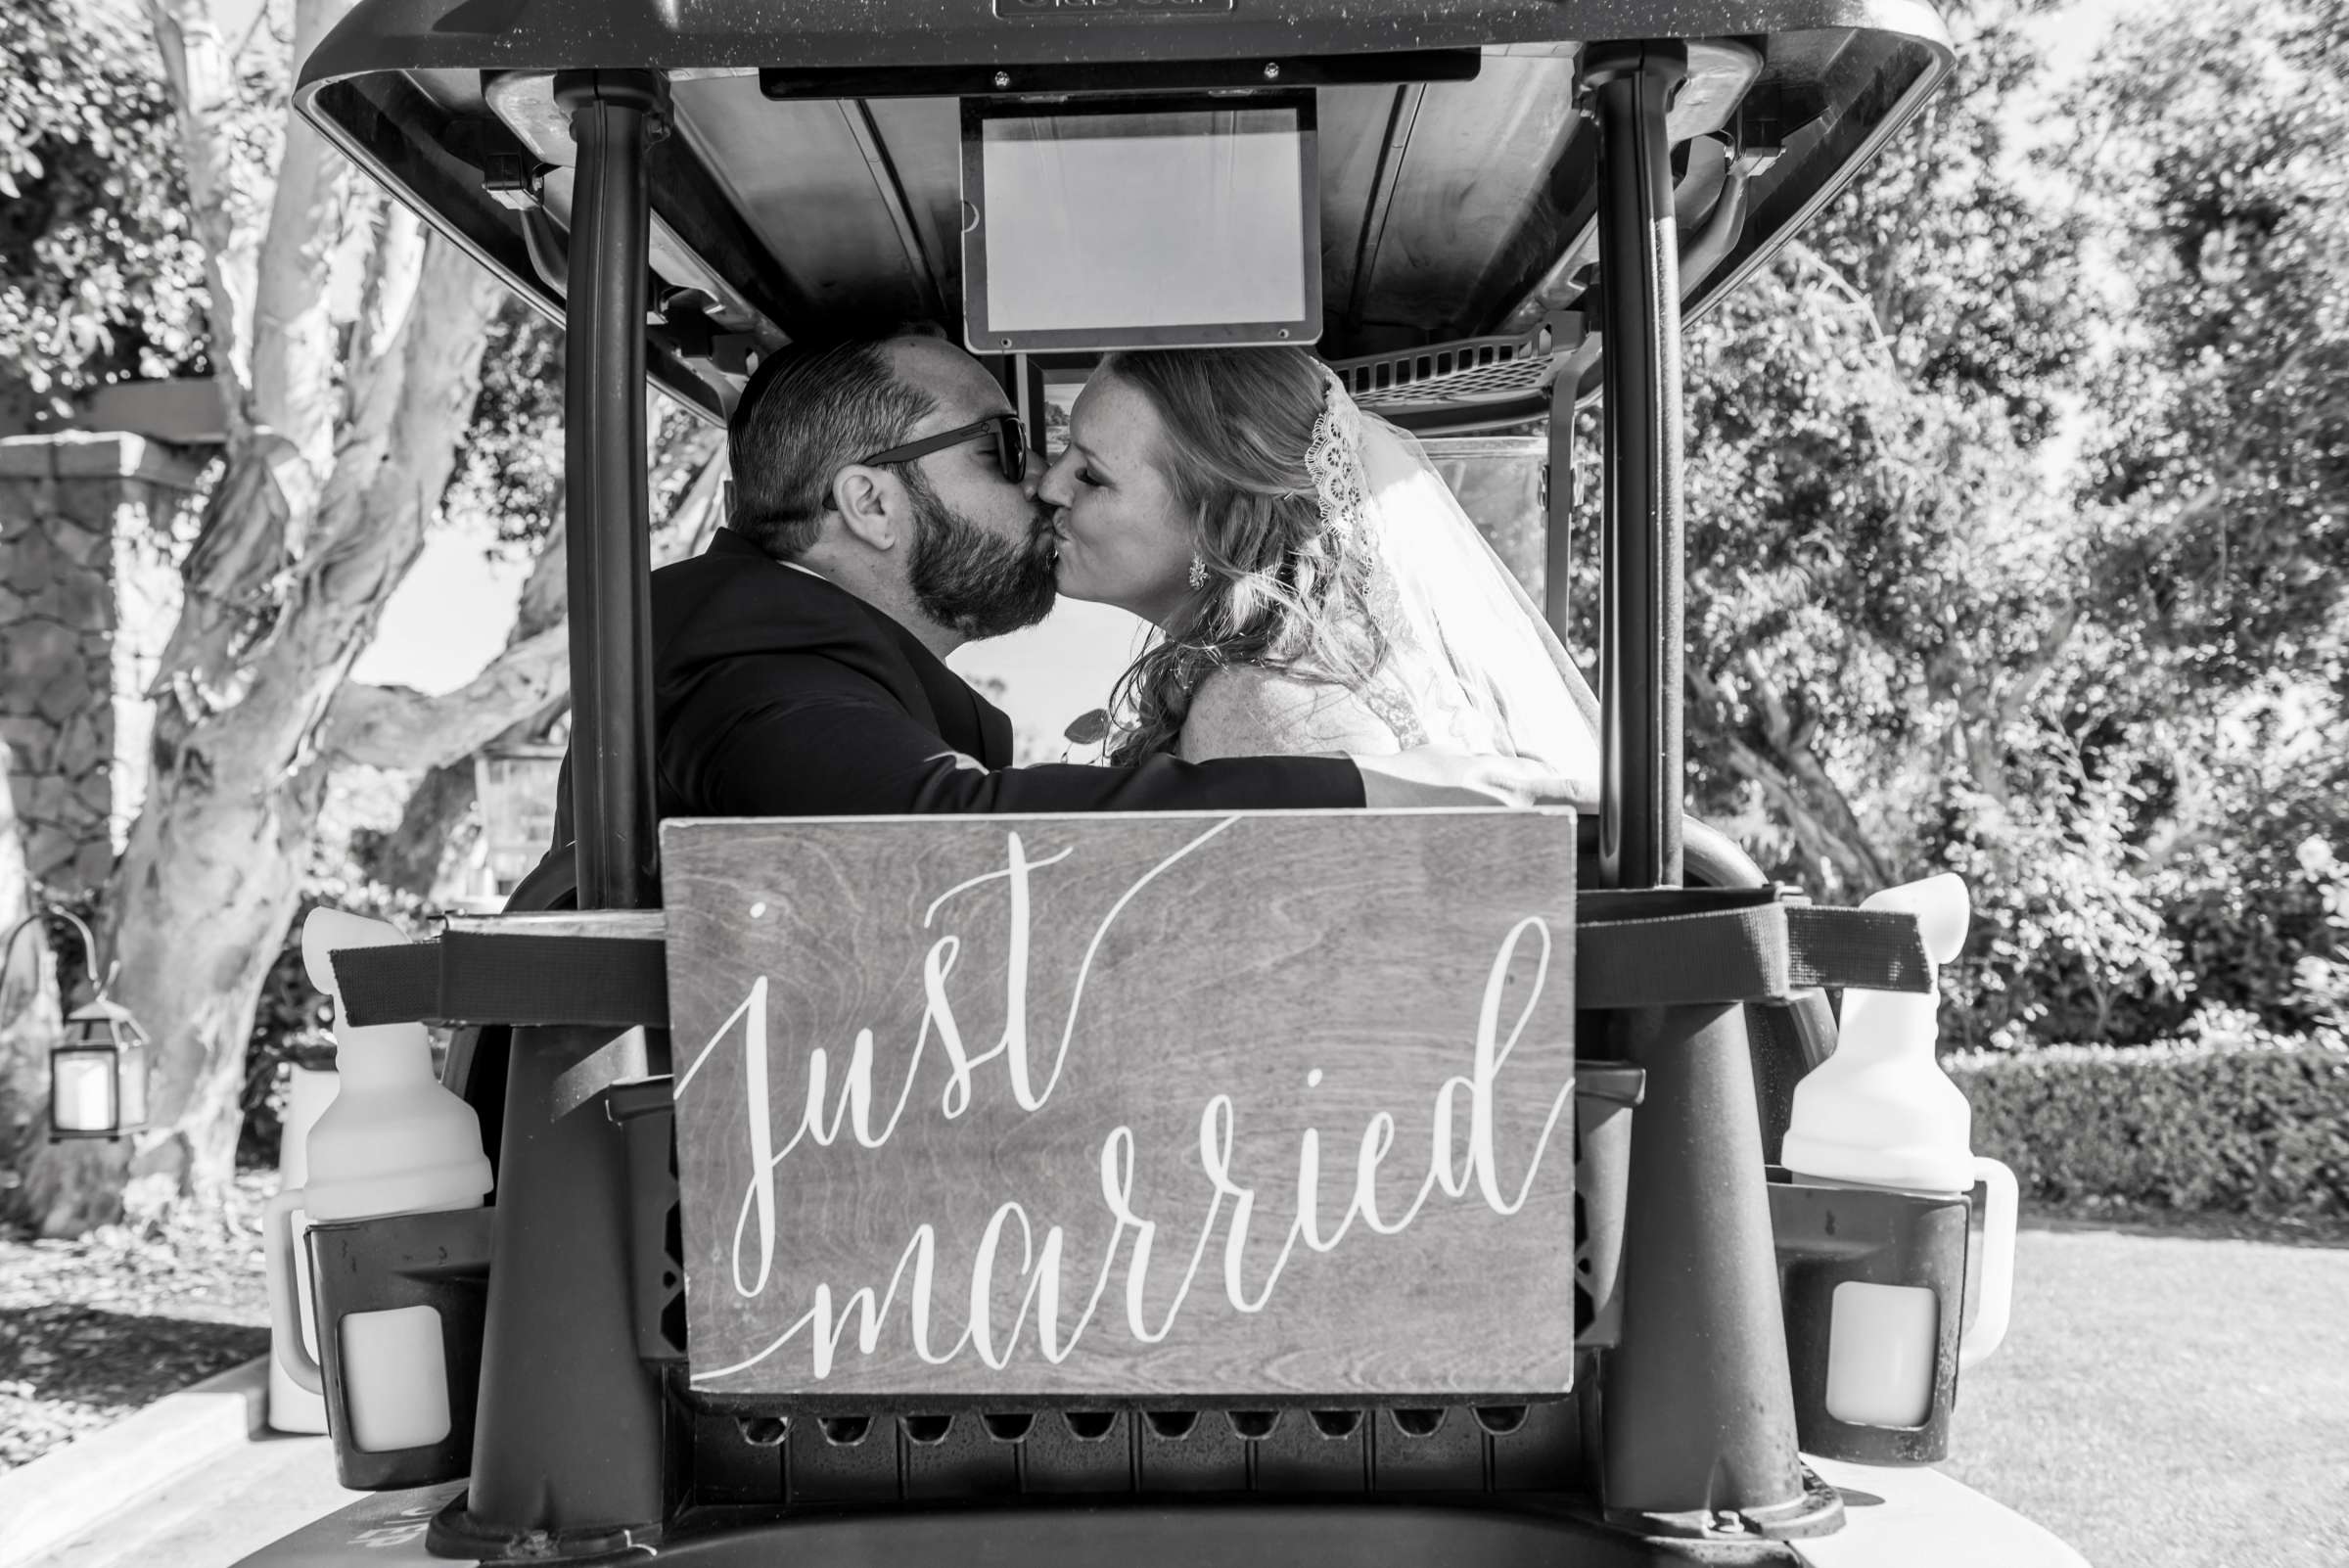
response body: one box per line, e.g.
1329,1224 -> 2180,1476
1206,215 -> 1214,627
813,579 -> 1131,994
538,529 -> 1361,871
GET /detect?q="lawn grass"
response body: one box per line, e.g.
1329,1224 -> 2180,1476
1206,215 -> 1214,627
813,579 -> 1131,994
1938,1223 -> 2349,1568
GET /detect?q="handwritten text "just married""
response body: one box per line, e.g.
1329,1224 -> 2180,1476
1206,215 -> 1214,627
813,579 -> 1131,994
674,817 -> 1575,1385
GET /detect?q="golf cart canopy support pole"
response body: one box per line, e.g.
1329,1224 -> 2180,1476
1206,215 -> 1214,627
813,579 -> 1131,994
1582,42 -> 1831,1542
564,71 -> 663,913
1591,46 -> 1685,896
443,71 -> 670,1561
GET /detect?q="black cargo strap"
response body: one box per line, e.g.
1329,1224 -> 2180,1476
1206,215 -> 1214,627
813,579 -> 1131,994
332,901 -> 1924,1031
335,932 -> 668,1029
1575,903 -> 1928,1010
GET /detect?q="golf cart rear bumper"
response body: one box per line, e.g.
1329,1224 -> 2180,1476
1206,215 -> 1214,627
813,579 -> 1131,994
235,1463 -> 2085,1567
1790,1457 -> 2089,1568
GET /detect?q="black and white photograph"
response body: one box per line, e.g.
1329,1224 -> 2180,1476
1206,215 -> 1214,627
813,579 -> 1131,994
0,0 -> 2340,1565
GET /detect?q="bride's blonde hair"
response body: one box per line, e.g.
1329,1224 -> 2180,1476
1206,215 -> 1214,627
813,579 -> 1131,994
1097,346 -> 1392,762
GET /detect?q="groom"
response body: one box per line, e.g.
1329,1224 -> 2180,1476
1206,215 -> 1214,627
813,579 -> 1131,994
534,326 -> 1569,884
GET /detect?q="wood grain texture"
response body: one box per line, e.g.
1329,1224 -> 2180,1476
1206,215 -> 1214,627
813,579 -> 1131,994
662,809 -> 1578,1401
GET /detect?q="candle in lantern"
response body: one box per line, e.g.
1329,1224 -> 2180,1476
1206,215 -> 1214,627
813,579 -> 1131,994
53,1051 -> 116,1134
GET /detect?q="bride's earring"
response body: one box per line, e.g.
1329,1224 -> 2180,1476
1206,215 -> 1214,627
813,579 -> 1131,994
1187,552 -> 1209,590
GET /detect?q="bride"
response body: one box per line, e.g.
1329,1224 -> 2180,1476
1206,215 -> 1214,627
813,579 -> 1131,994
1036,347 -> 1603,786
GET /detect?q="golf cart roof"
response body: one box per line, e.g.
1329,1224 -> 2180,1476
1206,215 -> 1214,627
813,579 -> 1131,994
295,0 -> 1951,426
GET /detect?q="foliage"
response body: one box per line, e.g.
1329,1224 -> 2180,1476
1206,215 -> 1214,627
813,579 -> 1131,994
446,298 -> 565,553
0,1 -> 206,406
2290,837 -> 2349,1038
1681,254 -> 2084,896
2140,706 -> 2349,1039
2063,0 -> 2349,688
1675,0 -> 2155,1037
444,295 -> 719,560
1951,1038 -> 2349,1220
1799,0 -> 2090,442
1935,739 -> 2185,1048
1673,0 -> 2349,1051
2014,0 -> 2349,1043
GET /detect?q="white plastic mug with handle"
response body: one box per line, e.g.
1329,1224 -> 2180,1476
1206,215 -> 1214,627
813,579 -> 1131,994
263,1187 -> 327,1396
264,1182 -> 466,1451
1962,1154 -> 2018,1369
259,908 -> 489,1453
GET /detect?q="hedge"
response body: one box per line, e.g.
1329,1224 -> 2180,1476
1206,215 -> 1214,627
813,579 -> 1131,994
1946,1040 -> 2349,1221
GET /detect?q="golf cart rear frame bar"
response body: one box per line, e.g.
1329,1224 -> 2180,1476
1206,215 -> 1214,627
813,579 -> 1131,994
431,69 -> 678,1561
1576,43 -> 1832,1541
1588,43 -> 1685,898
561,70 -> 665,915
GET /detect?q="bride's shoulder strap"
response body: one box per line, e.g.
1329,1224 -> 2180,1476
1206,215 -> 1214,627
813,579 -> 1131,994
1179,664 -> 1403,761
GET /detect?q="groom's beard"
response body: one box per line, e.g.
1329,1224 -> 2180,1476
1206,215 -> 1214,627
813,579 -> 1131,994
904,471 -> 1058,639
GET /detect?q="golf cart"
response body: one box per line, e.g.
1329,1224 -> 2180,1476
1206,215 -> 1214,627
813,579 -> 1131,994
239,1 -> 2086,1563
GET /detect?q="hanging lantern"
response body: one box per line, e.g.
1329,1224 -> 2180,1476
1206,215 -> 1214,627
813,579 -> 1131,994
3,908 -> 150,1141
50,996 -> 152,1140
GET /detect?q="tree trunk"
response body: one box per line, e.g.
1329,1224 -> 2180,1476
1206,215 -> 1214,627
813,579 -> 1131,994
17,230 -> 502,1226
4,0 -> 511,1229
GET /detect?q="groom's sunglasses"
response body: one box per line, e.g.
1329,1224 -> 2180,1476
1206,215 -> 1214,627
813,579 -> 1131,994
855,412 -> 1031,486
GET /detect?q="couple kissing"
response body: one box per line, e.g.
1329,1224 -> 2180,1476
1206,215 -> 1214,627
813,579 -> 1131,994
537,325 -> 1602,884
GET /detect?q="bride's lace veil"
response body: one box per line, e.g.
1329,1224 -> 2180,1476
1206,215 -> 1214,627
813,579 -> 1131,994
1309,366 -> 1603,788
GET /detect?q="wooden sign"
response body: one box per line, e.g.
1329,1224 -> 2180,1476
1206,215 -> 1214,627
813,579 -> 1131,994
661,810 -> 1579,1401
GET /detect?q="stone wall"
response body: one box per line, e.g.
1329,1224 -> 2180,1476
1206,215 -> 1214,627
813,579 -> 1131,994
0,434 -> 200,894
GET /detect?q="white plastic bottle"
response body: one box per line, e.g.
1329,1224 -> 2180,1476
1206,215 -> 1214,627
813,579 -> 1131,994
263,909 -> 492,1454
1780,873 -> 2018,1430
265,1050 -> 338,1433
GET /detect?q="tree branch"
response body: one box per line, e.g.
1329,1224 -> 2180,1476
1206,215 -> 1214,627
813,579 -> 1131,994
330,434 -> 725,793
143,0 -> 257,423
319,625 -> 569,771
1687,655 -> 1897,892
331,425 -> 709,776
246,0 -> 362,511
1784,243 -> 1892,350
150,210 -> 442,719
662,439 -> 729,564
1996,601 -> 2083,729
154,231 -> 502,796
146,0 -> 385,713
512,516 -> 568,642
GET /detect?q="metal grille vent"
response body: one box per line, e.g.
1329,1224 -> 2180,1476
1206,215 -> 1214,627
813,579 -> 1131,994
690,1401 -> 1585,1508
1331,334 -> 1551,408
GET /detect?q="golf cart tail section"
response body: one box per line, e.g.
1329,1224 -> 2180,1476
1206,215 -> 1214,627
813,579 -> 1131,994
285,817 -> 1998,1564
249,1 -> 2087,1564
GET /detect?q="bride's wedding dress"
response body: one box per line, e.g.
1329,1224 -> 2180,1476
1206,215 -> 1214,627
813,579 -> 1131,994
1175,373 -> 1603,793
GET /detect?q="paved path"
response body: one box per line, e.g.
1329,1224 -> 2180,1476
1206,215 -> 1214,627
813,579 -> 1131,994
23,1433 -> 350,1568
